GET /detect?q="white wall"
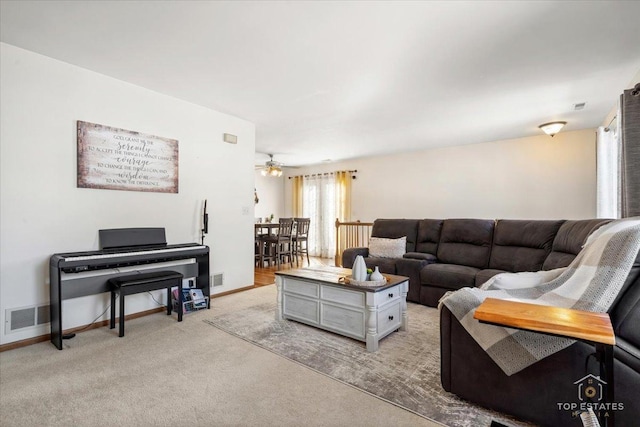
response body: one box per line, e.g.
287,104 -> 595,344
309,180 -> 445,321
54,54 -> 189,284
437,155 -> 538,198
254,171 -> 285,222
284,129 -> 596,221
0,43 -> 256,345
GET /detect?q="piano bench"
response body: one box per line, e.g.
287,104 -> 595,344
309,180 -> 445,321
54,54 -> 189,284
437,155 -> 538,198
109,271 -> 184,338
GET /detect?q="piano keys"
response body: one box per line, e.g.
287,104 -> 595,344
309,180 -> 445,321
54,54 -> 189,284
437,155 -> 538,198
49,228 -> 210,350
56,243 -> 209,273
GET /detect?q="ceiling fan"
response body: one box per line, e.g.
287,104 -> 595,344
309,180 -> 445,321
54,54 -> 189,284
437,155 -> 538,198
255,154 -> 296,177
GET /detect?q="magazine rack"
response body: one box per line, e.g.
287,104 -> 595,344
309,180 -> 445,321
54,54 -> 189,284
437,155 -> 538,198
172,296 -> 209,314
172,287 -> 209,318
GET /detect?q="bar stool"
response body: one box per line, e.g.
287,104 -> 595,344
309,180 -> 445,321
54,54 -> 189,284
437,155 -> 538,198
255,224 -> 263,267
261,218 -> 294,269
293,218 -> 310,266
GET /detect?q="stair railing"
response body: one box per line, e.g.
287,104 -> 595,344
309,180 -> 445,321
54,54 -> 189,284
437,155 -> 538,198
334,219 -> 373,267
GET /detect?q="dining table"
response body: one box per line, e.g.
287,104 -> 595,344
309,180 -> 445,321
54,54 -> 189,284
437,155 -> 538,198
254,223 -> 279,234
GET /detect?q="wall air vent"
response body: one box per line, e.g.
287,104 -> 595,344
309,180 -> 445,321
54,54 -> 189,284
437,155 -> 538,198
5,303 -> 50,334
212,273 -> 224,287
573,102 -> 586,111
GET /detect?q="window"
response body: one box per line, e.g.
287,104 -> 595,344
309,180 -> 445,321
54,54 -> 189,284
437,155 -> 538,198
596,119 -> 620,218
292,171 -> 352,259
303,174 -> 337,258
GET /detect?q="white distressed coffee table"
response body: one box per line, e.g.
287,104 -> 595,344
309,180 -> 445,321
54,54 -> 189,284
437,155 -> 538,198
274,266 -> 409,352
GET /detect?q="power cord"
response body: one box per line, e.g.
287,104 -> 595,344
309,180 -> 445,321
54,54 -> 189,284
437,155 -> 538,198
62,298 -> 116,339
63,281 -> 171,340
147,291 -> 168,307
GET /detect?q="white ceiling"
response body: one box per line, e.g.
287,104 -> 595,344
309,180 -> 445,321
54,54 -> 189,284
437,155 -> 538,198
1,1 -> 639,167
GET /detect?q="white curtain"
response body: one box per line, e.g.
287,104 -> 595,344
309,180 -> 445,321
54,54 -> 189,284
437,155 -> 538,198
303,174 -> 337,258
596,120 -> 621,218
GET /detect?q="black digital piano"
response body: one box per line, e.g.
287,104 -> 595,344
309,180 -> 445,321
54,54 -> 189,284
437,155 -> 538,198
49,228 -> 210,349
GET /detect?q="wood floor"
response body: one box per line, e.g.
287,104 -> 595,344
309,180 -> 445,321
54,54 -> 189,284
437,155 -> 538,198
254,256 -> 334,287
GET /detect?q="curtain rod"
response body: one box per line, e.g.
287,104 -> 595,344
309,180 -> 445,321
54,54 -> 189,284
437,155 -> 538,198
604,114 -> 617,131
288,170 -> 358,179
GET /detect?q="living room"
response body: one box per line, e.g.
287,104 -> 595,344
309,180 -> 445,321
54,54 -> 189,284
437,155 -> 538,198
1,2 -> 639,427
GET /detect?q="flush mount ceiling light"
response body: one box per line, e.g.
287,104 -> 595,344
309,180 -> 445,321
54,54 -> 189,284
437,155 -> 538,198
538,121 -> 567,137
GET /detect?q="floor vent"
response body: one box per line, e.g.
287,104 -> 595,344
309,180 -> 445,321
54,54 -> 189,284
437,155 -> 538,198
212,273 -> 224,287
5,304 -> 50,334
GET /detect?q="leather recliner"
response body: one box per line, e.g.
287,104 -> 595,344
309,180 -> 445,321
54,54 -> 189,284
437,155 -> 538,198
440,248 -> 640,427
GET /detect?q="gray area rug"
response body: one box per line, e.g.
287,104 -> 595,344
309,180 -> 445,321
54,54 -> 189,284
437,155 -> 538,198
204,299 -> 532,427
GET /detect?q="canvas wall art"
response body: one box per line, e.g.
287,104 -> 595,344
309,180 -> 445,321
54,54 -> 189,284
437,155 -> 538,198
77,121 -> 178,193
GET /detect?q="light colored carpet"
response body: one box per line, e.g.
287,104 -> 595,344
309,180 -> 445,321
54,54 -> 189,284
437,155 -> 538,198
0,285 -> 442,427
204,285 -> 532,427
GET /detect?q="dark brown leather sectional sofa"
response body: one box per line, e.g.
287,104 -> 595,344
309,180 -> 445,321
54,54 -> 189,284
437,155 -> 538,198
342,218 -> 609,307
342,218 -> 640,426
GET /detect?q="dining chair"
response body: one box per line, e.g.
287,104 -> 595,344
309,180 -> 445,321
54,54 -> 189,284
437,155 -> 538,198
293,218 -> 310,266
261,218 -> 294,269
256,223 -> 275,267
254,224 -> 263,267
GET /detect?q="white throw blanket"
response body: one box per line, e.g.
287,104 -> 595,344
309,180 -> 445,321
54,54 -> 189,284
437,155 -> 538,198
439,218 -> 640,376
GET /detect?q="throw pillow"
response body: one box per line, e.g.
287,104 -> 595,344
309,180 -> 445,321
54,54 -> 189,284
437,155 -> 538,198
369,236 -> 407,258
